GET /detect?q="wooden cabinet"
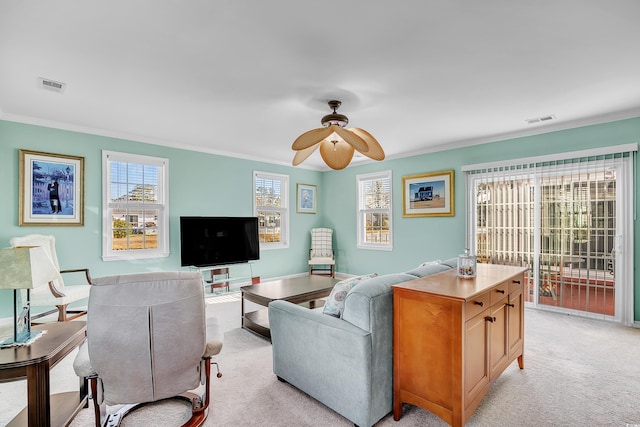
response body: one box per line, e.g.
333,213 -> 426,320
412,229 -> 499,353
393,264 -> 526,427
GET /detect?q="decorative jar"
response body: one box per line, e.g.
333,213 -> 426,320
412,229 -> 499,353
457,249 -> 476,279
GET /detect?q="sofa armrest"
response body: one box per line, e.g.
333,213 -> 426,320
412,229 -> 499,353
268,300 -> 387,427
269,300 -> 370,339
268,299 -> 371,380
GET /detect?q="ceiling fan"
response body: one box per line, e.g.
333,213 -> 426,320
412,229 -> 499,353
291,100 -> 385,170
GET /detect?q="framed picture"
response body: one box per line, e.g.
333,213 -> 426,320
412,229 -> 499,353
402,170 -> 454,217
296,183 -> 317,214
19,150 -> 85,226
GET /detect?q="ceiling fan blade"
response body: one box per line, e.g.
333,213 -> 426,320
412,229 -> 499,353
348,128 -> 385,160
292,127 -> 334,150
332,125 -> 369,153
292,143 -> 319,166
320,139 -> 355,170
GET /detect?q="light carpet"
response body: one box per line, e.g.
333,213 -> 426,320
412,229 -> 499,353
69,307 -> 640,427
2,299 -> 639,426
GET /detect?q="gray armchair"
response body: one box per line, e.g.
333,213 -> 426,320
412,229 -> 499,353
73,271 -> 223,427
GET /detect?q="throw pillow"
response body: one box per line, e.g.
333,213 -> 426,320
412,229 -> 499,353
418,259 -> 441,267
322,273 -> 378,318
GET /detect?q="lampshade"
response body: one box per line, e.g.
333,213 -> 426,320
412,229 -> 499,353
292,100 -> 385,170
0,246 -> 62,290
0,246 -> 61,347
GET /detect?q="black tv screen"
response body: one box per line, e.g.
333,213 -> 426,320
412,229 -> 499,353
180,216 -> 260,267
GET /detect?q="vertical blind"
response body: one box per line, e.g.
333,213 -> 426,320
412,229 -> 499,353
462,143 -> 636,323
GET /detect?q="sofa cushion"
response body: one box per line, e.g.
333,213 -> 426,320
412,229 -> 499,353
440,257 -> 459,269
418,259 -> 441,267
341,273 -> 418,336
322,273 -> 378,317
404,263 -> 451,278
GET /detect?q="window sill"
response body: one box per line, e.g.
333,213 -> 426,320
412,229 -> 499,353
102,251 -> 170,262
357,244 -> 393,251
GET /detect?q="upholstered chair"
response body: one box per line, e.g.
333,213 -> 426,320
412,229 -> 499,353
308,228 -> 335,277
73,271 -> 223,427
10,234 -> 92,321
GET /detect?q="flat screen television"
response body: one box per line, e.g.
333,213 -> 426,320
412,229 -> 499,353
180,216 -> 260,267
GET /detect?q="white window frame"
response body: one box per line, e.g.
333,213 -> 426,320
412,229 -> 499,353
102,150 -> 170,261
357,170 -> 393,251
253,171 -> 289,250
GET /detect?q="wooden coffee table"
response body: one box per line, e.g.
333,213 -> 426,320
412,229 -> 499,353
241,275 -> 339,340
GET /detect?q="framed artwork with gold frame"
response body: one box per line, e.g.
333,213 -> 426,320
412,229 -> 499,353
402,170 -> 454,217
19,149 -> 84,226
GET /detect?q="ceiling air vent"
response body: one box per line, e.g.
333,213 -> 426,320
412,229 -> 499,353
526,114 -> 556,125
38,77 -> 66,93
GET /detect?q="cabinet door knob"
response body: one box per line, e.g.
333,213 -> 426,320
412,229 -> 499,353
506,303 -> 515,308
496,289 -> 505,294
474,301 -> 484,307
512,280 -> 521,284
485,316 -> 496,323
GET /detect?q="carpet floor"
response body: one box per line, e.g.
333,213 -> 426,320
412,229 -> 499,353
2,297 -> 639,426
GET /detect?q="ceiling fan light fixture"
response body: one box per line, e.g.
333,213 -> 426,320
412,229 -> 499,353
292,99 -> 384,169
320,100 -> 349,127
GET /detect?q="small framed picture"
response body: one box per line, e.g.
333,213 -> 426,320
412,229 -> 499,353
297,183 -> 317,214
19,149 -> 85,226
402,170 -> 454,217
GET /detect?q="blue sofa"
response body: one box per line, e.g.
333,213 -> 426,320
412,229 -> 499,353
268,259 -> 457,427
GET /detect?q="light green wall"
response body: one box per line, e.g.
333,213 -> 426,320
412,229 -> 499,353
1,117 -> 639,321
322,117 -> 640,321
0,120 -> 325,317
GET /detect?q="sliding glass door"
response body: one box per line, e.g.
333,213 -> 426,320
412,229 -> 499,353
464,146 -> 634,324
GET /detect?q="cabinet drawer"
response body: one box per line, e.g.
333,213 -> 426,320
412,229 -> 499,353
509,274 -> 524,294
465,292 -> 490,320
490,282 -> 510,306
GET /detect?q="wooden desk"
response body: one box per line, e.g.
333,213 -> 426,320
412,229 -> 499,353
0,321 -> 87,427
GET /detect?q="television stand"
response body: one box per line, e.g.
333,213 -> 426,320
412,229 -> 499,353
190,262 -> 258,295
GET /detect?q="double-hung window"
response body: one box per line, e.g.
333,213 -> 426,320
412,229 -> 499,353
102,151 -> 169,260
254,171 -> 289,249
357,170 -> 393,250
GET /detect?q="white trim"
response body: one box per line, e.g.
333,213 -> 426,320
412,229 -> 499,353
356,170 -> 393,251
461,143 -> 638,172
617,155 -> 635,326
253,170 -> 289,250
102,150 -> 170,260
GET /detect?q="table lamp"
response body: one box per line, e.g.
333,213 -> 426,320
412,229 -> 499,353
0,246 -> 63,347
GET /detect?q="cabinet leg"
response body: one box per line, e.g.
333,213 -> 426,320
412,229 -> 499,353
517,354 -> 524,369
393,399 -> 402,421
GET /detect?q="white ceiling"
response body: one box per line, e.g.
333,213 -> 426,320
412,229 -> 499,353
1,1 -> 640,170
